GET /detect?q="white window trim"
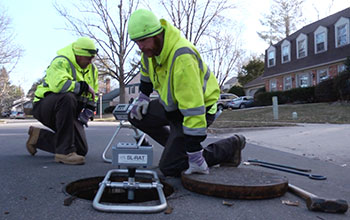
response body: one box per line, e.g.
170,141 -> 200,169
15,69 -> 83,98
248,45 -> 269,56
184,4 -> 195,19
314,26 -> 327,54
267,46 -> 276,67
269,79 -> 277,92
281,40 -> 291,64
283,75 -> 292,90
335,17 -> 350,48
296,33 -> 308,59
297,72 -> 311,88
317,68 -> 329,83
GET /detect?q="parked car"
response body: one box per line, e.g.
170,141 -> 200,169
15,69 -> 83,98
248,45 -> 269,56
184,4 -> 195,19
1,111 -> 11,118
227,96 -> 255,109
9,111 -> 26,119
217,93 -> 238,111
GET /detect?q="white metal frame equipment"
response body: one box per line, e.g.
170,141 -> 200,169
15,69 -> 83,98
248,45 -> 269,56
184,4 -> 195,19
93,104 -> 167,213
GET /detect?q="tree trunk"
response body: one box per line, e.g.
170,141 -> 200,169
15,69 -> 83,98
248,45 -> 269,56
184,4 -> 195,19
119,82 -> 126,104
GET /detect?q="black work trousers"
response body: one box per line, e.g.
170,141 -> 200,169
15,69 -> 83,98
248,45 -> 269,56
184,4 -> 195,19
128,100 -> 239,176
32,93 -> 88,156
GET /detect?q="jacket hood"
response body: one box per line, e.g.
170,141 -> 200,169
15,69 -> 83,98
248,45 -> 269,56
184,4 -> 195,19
56,43 -> 87,71
157,19 -> 181,65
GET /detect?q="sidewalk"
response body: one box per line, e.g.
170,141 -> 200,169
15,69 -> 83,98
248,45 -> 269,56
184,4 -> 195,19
212,123 -> 350,167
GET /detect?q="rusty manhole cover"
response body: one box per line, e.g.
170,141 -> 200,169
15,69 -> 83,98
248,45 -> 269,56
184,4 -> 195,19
65,175 -> 174,203
182,167 -> 288,199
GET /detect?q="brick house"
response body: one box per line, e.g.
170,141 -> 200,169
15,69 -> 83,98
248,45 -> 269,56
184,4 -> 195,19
263,7 -> 350,92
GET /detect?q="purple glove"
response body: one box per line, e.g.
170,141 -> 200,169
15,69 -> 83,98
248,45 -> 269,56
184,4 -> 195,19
130,93 -> 150,120
79,108 -> 94,127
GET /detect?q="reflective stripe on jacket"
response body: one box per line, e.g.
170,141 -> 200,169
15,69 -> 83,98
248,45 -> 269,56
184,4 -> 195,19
34,43 -> 98,106
140,19 -> 220,136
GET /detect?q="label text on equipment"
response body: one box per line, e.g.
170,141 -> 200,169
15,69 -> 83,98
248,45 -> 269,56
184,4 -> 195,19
118,154 -> 148,164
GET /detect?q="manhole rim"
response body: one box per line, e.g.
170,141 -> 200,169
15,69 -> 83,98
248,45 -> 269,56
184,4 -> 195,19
63,175 -> 174,204
181,167 -> 289,200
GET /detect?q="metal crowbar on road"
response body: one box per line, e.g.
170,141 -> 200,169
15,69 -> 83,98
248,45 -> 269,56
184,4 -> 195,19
243,159 -> 327,180
247,159 -> 312,172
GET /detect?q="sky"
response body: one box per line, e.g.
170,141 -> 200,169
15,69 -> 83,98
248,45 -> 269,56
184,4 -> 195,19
1,0 -> 348,94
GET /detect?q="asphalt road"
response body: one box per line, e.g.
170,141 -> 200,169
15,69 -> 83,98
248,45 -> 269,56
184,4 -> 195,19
0,119 -> 349,219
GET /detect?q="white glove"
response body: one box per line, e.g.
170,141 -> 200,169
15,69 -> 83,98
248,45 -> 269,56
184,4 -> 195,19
184,150 -> 209,175
130,93 -> 150,120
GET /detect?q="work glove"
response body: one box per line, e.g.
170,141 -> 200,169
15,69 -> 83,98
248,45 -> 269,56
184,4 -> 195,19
130,93 -> 150,120
86,104 -> 96,121
78,81 -> 96,101
184,149 -> 209,175
78,108 -> 94,127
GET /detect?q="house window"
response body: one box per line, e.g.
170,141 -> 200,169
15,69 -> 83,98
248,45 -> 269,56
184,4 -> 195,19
338,64 -> 346,74
297,73 -> 310,88
296,33 -> 307,59
297,39 -> 306,58
314,26 -> 327,54
282,45 -> 289,63
281,40 -> 290,63
267,47 -> 276,67
268,51 -> 275,66
316,32 -> 325,52
337,24 -> 347,47
335,17 -> 349,48
317,69 -> 328,83
270,79 -> 277,92
284,75 -> 292,90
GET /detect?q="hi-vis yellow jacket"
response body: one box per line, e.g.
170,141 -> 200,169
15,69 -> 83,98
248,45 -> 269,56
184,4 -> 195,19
34,43 -> 98,106
140,19 -> 220,137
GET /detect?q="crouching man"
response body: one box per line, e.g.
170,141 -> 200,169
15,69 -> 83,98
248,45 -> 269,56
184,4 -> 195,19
26,37 -> 99,165
127,9 -> 246,176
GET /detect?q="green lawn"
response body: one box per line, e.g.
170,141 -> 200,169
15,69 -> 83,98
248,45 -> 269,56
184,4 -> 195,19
212,102 -> 350,128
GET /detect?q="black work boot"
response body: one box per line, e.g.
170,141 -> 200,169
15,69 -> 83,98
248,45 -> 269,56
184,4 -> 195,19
220,134 -> 246,167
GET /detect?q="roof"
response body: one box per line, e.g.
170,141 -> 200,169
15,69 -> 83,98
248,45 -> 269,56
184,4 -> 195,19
243,75 -> 264,88
263,7 -> 350,78
224,77 -> 238,85
101,88 -> 120,101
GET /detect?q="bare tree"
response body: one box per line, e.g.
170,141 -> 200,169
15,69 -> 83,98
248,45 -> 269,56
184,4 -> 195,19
158,0 -> 243,88
257,0 -> 305,44
312,0 -> 337,20
54,0 -> 140,104
201,30 -> 243,89
159,0 -> 235,45
0,5 -> 23,73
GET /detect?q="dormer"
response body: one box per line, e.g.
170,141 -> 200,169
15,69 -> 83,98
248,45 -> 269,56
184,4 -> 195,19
314,26 -> 327,54
267,45 -> 276,67
296,33 -> 308,59
335,17 -> 350,48
281,40 -> 291,63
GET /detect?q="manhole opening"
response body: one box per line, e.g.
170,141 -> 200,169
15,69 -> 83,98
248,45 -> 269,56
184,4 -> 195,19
64,175 -> 174,203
